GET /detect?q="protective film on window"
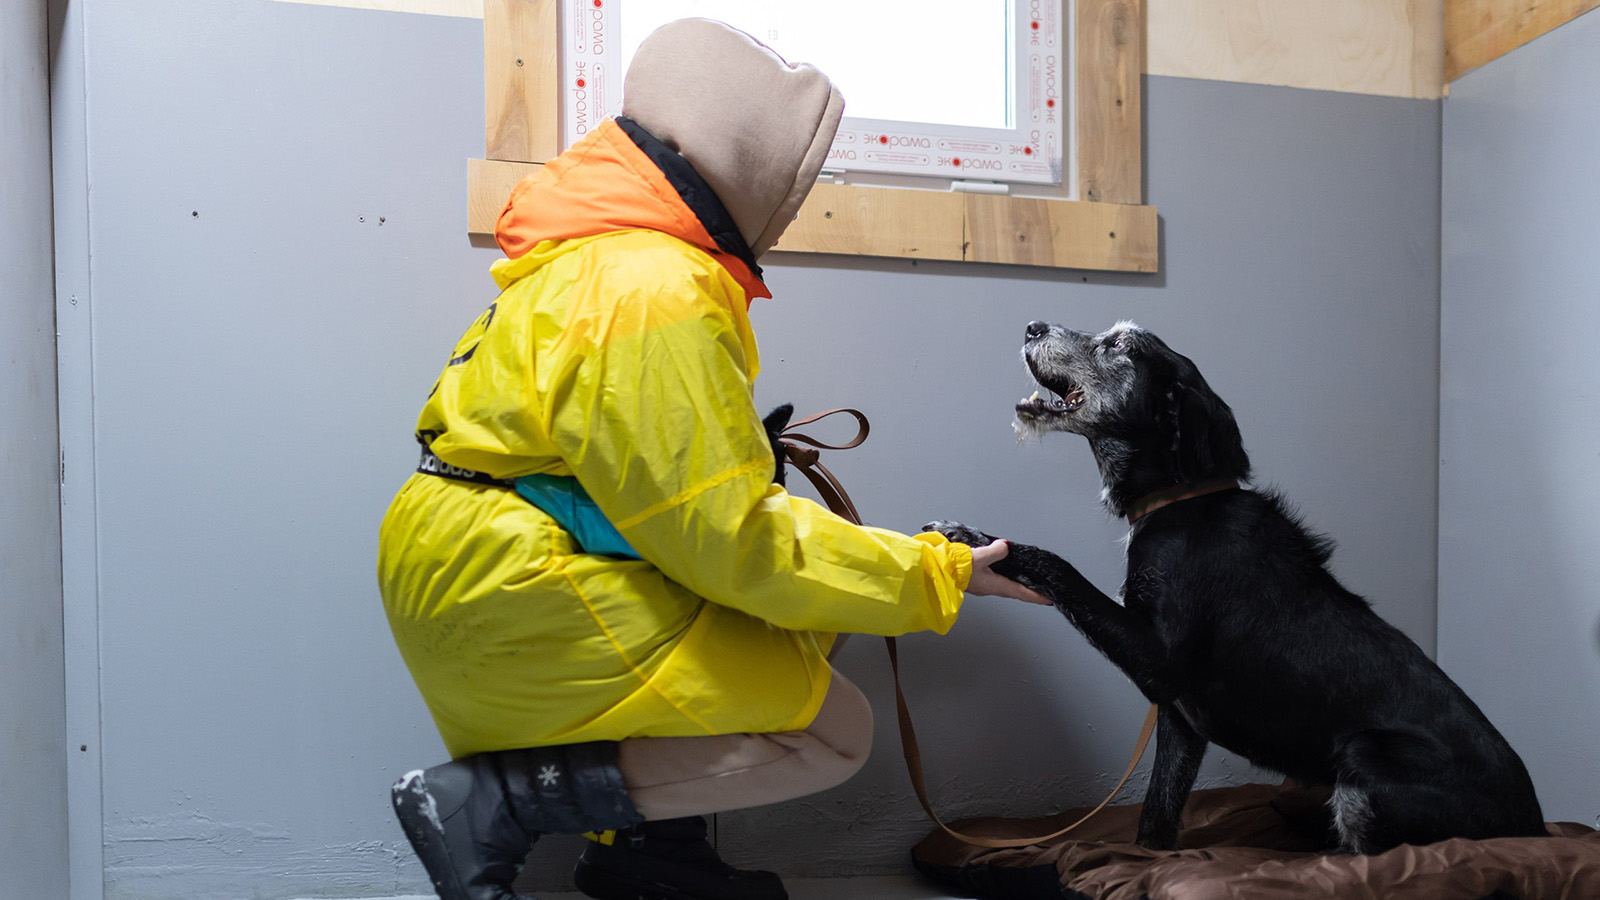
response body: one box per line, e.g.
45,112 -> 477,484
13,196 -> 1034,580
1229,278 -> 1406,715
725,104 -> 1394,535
561,0 -> 1064,185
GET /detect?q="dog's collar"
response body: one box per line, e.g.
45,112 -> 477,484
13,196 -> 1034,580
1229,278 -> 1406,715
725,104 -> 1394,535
1126,477 -> 1240,523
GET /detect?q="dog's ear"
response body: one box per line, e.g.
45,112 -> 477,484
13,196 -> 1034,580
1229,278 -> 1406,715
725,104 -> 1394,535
1166,386 -> 1209,483
761,403 -> 794,486
1167,384 -> 1248,483
762,402 -> 795,436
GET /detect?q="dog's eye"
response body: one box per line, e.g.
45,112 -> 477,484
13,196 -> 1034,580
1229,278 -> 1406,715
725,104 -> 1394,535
1111,337 -> 1127,351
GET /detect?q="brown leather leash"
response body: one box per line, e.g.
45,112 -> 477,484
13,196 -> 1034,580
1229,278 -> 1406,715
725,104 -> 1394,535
778,408 -> 1160,849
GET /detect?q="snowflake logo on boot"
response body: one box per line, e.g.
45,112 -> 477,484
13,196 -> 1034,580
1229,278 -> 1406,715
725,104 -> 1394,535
537,765 -> 561,787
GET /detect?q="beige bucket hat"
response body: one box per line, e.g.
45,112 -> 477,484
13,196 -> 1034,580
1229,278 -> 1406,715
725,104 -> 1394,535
622,18 -> 845,258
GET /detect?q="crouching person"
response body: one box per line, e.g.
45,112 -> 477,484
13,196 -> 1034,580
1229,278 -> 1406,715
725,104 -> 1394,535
377,19 -> 1043,900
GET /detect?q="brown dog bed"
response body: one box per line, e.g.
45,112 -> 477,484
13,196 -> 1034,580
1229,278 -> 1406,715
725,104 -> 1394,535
910,783 -> 1600,900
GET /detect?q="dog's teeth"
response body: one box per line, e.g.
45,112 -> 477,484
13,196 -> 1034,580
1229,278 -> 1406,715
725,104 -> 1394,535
1028,390 -> 1040,402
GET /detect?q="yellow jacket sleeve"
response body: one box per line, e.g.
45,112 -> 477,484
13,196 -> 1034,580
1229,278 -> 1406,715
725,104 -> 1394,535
541,241 -> 971,636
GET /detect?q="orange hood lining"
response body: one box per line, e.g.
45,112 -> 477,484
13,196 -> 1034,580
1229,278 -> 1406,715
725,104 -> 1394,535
494,119 -> 771,303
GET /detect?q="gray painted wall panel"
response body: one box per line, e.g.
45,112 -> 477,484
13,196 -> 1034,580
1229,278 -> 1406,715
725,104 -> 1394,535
82,3 -> 484,897
1,0 -> 70,895
52,0 -> 114,893
72,2 -> 1441,896
1439,11 -> 1600,828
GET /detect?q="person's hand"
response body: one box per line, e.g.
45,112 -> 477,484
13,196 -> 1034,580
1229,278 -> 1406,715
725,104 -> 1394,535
967,540 -> 1052,606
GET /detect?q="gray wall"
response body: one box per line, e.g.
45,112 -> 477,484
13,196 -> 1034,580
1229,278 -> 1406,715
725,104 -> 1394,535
1,0 -> 70,896
1439,11 -> 1600,829
63,2 -> 1441,897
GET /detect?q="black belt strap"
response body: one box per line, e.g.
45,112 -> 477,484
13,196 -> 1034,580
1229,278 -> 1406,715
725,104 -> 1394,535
417,448 -> 512,488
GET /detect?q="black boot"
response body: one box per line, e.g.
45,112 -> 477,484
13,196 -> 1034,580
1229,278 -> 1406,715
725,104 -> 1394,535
392,741 -> 643,900
572,816 -> 787,900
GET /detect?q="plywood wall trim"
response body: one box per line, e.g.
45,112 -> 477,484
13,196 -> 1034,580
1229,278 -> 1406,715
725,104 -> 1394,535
484,0 -> 558,162
1445,0 -> 1600,81
467,157 -> 539,234
1078,0 -> 1146,205
1410,0 -> 1445,97
1147,0 -> 1444,99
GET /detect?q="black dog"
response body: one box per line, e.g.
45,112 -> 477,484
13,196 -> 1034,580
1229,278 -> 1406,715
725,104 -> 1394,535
763,403 -> 794,486
926,321 -> 1544,853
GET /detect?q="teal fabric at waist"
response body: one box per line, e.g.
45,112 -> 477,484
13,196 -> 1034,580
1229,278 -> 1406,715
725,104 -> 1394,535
513,473 -> 642,560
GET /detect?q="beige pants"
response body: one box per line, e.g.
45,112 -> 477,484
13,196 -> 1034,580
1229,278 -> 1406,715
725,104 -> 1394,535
616,667 -> 873,820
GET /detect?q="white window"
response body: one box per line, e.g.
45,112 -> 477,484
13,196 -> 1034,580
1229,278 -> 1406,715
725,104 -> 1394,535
561,0 -> 1065,187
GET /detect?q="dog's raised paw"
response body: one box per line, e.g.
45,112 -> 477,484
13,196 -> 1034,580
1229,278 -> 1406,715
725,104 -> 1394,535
922,520 -> 998,548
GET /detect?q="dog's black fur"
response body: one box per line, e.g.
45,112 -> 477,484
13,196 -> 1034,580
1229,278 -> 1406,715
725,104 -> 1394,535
763,403 -> 794,486
926,321 -> 1545,854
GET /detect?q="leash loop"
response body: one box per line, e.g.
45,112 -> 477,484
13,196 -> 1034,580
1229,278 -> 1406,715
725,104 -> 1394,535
782,407 -> 871,451
778,407 -> 1157,848
779,408 -> 869,526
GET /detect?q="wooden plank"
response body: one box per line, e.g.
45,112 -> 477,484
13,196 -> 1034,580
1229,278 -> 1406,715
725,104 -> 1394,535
1147,0 -> 1444,99
780,186 -> 1158,271
469,160 -> 1160,272
1445,0 -> 1600,81
466,157 -> 538,234
966,194 -> 1159,271
774,183 -> 967,262
1078,0 -> 1145,205
964,194 -> 1056,267
967,194 -> 1161,272
1044,198 -> 1159,272
484,0 -> 558,162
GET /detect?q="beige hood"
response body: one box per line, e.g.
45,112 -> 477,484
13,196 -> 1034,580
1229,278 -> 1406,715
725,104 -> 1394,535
622,18 -> 844,258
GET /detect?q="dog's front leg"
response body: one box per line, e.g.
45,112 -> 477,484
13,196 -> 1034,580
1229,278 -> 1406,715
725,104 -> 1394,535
923,521 -> 1176,704
1135,706 -> 1207,850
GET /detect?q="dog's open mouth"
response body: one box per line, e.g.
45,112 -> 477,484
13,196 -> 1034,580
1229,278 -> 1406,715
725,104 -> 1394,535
1016,385 -> 1085,419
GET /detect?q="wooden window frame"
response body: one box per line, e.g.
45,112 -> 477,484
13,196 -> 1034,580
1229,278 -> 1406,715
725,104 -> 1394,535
468,0 -> 1158,273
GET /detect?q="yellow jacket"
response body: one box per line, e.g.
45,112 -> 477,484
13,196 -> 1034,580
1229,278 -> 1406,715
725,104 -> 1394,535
379,120 -> 972,758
